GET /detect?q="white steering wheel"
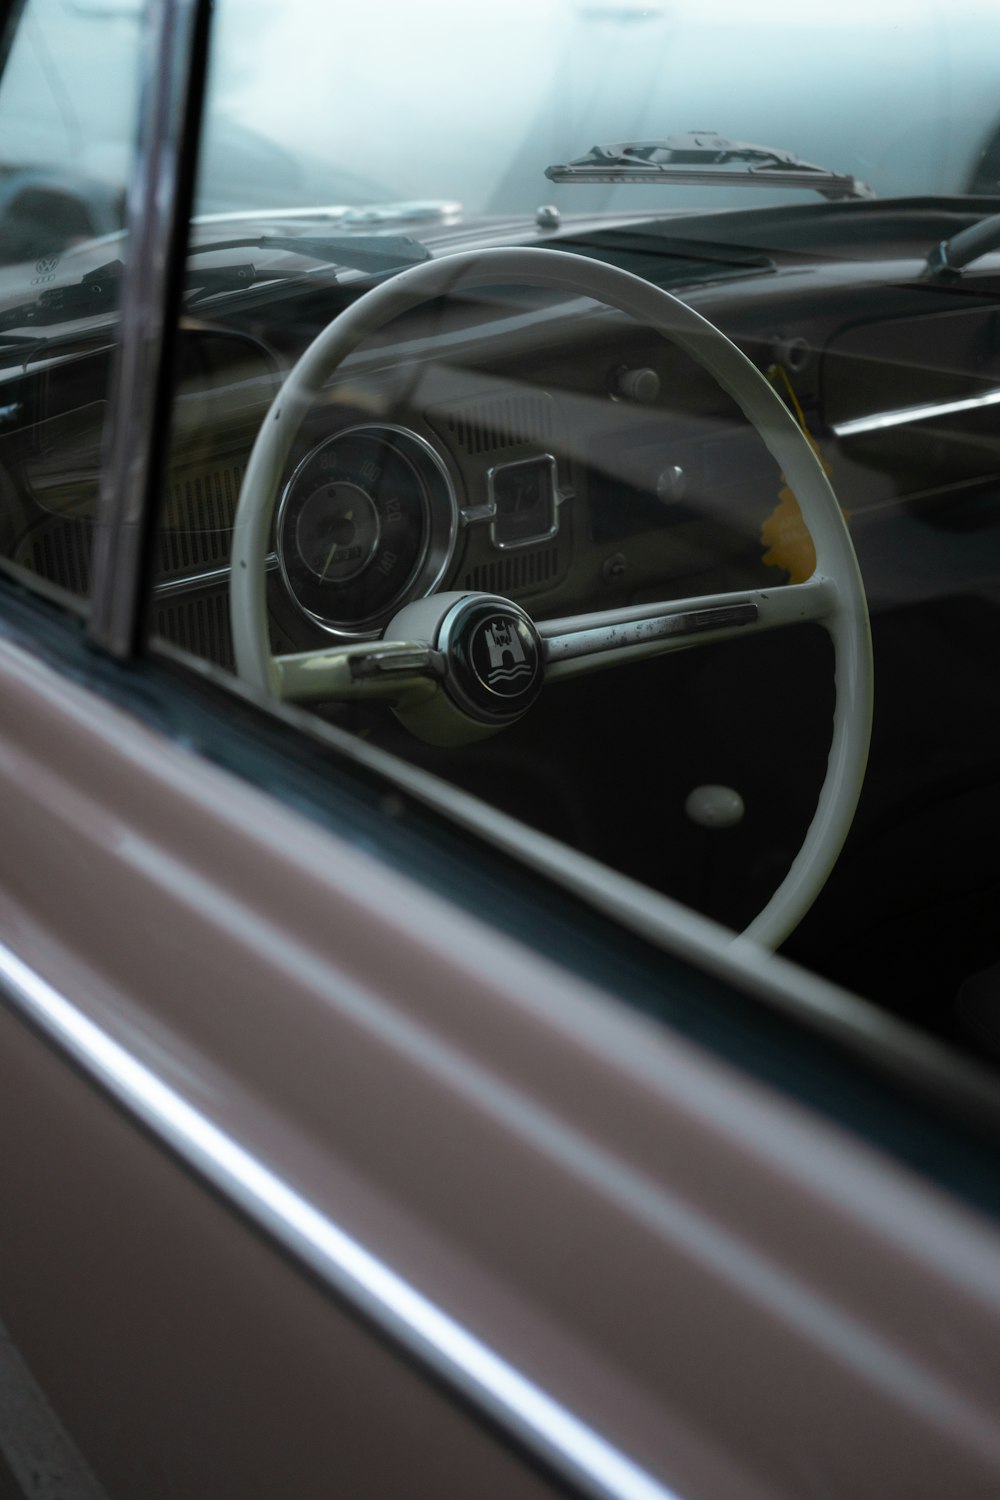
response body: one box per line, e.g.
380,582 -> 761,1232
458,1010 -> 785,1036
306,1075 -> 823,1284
230,247 -> 872,948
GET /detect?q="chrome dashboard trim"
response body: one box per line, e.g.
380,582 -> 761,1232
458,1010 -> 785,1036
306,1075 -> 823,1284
0,939 -> 682,1500
153,554 -> 279,599
832,386 -> 1000,437
485,454 -> 563,551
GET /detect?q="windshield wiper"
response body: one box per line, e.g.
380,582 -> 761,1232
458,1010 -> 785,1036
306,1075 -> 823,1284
0,232 -> 430,345
546,132 -> 874,202
179,232 -> 431,306
0,257 -> 255,345
0,259 -> 128,340
185,232 -> 430,275
924,212 -> 1000,280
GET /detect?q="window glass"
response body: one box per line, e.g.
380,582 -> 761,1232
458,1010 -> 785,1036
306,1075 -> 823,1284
144,0 -> 1000,1063
0,0 -> 142,608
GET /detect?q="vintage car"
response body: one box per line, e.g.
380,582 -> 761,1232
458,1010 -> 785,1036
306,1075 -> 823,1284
2,0 -> 1000,1497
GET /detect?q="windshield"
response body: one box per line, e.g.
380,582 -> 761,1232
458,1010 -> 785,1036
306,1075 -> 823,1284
1,0 -> 996,262
201,0 -> 996,218
2,0 -> 998,250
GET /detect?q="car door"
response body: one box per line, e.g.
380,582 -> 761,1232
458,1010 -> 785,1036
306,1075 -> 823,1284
3,4 -> 1000,1499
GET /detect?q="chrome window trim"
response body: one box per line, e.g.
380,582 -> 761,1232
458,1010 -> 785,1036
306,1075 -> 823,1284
0,938 -> 682,1500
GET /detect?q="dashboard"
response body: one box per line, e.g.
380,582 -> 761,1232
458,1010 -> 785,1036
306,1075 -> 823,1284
6,217 -> 1000,682
0,291 -> 785,672
162,284 -> 788,672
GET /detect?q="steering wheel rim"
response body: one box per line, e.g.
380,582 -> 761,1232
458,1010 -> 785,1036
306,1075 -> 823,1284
230,246 -> 872,949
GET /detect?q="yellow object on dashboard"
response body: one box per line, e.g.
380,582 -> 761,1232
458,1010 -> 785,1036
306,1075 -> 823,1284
761,364 -> 837,584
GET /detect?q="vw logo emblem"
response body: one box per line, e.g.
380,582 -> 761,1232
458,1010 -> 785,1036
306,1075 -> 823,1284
440,596 -> 544,724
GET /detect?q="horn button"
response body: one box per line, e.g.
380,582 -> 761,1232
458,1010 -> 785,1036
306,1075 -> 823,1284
439,595 -> 545,724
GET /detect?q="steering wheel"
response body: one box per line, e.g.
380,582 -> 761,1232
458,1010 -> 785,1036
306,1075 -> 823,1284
230,247 -> 872,949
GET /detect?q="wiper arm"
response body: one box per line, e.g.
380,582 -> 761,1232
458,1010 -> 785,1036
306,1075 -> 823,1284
186,232 -> 431,276
0,259 -> 128,338
0,232 -> 431,343
0,256 -> 256,343
924,212 -> 1000,280
546,132 -> 874,202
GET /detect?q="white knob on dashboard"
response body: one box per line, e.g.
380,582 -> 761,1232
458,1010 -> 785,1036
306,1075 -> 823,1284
685,784 -> 745,829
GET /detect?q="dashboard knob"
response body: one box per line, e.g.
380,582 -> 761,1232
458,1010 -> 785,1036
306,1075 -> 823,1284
685,784 -> 745,829
610,365 -> 660,403
656,463 -> 687,503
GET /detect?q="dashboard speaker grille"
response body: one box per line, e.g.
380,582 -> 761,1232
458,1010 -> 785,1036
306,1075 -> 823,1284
16,459 -> 245,595
23,516 -> 91,596
154,591 -> 234,670
159,462 -> 244,575
436,393 -> 553,456
462,546 -> 558,595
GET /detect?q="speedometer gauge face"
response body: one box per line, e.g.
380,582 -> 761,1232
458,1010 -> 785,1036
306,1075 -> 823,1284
294,481 -> 381,583
277,425 -> 457,636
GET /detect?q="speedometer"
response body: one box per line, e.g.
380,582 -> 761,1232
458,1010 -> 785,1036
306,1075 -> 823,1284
276,425 -> 457,637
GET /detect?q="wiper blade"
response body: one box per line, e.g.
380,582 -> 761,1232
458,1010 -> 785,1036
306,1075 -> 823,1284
546,132 -> 874,202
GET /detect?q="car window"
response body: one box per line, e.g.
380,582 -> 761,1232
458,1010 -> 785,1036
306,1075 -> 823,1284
0,0 -> 143,610
5,0 -> 1000,1075
139,0 -> 1000,1065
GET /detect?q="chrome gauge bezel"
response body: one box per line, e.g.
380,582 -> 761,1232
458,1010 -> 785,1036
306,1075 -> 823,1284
276,423 -> 459,640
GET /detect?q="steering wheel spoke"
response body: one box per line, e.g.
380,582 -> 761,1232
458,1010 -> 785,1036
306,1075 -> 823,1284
274,641 -> 445,705
540,575 -> 838,681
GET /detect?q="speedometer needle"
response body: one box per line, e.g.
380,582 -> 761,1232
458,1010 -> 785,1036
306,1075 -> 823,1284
320,512 -> 353,578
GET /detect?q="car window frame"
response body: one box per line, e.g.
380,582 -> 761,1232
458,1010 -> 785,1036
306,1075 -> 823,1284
86,0 -> 211,656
